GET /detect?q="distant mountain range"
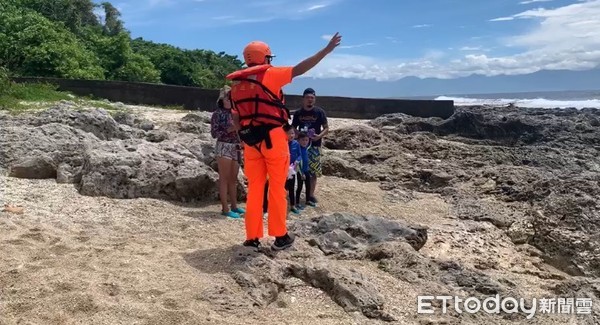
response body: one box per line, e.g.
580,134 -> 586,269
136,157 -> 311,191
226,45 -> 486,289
284,68 -> 600,99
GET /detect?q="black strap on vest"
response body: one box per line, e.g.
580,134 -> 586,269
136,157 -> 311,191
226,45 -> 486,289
232,77 -> 290,123
231,77 -> 289,150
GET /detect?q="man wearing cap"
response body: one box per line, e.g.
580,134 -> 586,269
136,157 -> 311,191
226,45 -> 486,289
291,88 -> 328,206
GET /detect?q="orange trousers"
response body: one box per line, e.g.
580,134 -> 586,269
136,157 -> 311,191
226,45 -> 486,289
243,126 -> 290,240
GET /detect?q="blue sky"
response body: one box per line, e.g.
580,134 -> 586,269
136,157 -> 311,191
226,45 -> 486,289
106,0 -> 600,95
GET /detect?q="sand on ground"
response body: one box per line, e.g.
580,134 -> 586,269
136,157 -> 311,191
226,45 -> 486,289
0,107 -> 580,325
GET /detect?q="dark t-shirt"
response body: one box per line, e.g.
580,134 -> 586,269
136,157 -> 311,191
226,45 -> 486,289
292,106 -> 328,147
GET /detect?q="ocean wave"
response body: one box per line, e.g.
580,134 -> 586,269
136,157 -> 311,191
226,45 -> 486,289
434,96 -> 600,109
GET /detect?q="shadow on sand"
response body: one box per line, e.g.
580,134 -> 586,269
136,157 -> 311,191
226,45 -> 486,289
184,210 -> 229,222
182,241 -> 282,276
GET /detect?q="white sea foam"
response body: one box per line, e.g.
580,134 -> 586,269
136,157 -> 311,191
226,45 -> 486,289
434,96 -> 600,109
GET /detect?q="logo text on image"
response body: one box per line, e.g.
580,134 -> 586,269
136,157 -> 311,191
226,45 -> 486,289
417,295 -> 593,319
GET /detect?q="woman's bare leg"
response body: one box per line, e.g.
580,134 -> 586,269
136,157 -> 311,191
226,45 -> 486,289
217,157 -> 233,212
228,159 -> 240,210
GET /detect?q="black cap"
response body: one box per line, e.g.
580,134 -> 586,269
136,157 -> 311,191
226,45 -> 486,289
303,88 -> 316,96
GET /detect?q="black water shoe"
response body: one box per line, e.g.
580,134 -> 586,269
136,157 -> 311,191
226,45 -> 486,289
271,233 -> 295,251
243,238 -> 260,248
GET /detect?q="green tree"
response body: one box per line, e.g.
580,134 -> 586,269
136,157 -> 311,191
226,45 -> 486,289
114,53 -> 161,83
80,31 -> 160,82
191,66 -> 217,88
18,0 -> 100,34
0,0 -> 242,87
0,7 -> 104,79
101,2 -> 124,36
81,31 -> 129,76
0,66 -> 10,96
131,38 -> 243,88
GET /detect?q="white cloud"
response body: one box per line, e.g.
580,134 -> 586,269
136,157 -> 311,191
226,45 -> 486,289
519,0 -> 553,4
149,0 -> 207,6
339,42 -> 376,49
507,1 -> 600,50
148,0 -> 173,7
460,46 -> 482,51
459,46 -> 491,52
412,24 -> 432,28
209,0 -> 340,25
229,17 -> 273,24
212,15 -> 234,20
489,16 -> 514,21
133,0 -> 341,27
306,4 -> 327,11
385,36 -> 400,43
321,35 -> 376,49
424,49 -> 446,60
306,0 -> 600,81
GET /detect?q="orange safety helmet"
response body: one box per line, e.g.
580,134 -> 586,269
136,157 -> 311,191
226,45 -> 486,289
243,41 -> 273,66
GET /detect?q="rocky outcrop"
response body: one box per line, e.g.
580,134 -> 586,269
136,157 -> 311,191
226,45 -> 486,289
185,213 -> 536,323
112,110 -> 155,131
0,122 -> 98,179
322,106 -> 600,278
31,103 -> 144,140
3,102 -> 600,322
163,113 -> 211,135
78,139 -> 219,201
8,155 -> 57,179
0,105 -> 245,201
290,213 -> 428,256
287,262 -> 393,321
325,124 -> 391,150
187,213 -> 425,322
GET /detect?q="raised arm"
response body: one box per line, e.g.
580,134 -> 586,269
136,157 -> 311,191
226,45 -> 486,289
292,32 -> 342,78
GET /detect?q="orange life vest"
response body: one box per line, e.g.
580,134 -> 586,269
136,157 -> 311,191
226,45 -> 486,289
226,64 -> 289,127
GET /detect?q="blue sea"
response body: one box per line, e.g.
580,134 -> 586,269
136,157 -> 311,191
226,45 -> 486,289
413,89 -> 600,109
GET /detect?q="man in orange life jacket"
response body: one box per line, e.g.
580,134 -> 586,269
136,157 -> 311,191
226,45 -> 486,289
227,32 -> 342,250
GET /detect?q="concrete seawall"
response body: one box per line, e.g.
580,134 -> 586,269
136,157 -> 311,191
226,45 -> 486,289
12,77 -> 455,119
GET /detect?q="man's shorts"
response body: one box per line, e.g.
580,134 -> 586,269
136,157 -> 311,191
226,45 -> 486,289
307,145 -> 322,177
215,141 -> 241,161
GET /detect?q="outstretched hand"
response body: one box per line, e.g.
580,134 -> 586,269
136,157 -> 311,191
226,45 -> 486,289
325,32 -> 342,53
291,31 -> 342,78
